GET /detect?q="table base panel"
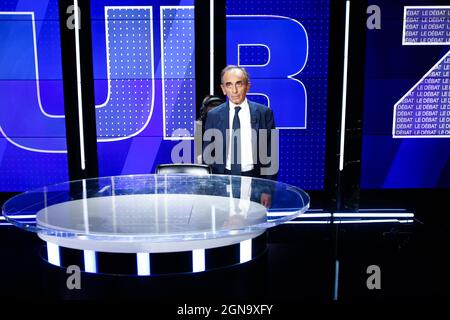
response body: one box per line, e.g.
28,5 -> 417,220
40,232 -> 267,276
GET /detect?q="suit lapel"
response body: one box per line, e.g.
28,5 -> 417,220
248,101 -> 260,166
218,102 -> 229,130
249,101 -> 259,130
218,102 -> 230,160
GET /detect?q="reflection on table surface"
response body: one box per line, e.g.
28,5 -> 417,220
2,174 -> 309,240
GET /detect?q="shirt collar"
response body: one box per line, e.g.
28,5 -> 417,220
229,98 -> 248,110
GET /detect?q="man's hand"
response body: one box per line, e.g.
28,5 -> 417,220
260,193 -> 272,208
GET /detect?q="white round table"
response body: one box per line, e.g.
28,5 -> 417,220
2,174 -> 309,275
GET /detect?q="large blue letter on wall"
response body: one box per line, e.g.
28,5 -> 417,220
227,15 -> 308,129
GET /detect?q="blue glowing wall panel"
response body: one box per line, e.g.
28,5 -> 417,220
361,1 -> 450,189
227,0 -> 330,190
161,7 -> 195,139
96,7 -> 154,140
0,0 -> 68,191
91,0 -> 195,177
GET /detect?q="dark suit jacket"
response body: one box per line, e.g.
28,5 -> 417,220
202,99 -> 276,180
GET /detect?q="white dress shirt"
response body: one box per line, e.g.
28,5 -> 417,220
226,98 -> 254,172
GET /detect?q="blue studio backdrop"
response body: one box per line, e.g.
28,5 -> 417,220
0,0 -> 330,191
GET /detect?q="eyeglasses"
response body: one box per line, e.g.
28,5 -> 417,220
223,81 -> 247,90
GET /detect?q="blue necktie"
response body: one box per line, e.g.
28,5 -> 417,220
231,106 -> 241,175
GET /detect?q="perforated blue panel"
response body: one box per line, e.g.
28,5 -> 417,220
161,7 -> 195,139
97,8 -> 154,139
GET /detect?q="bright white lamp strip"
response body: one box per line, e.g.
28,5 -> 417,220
136,253 -> 151,276
83,250 -> 97,273
74,0 -> 86,171
334,213 -> 414,218
209,0 -> 214,95
339,0 -> 350,171
267,212 -> 332,218
286,221 -> 331,224
192,249 -> 205,272
267,212 -> 413,218
0,215 -> 36,220
358,208 -> 410,211
286,219 -> 414,225
47,242 -> 61,267
334,219 -> 412,224
240,239 -> 252,263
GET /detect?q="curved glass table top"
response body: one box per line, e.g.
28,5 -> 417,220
2,174 -> 309,242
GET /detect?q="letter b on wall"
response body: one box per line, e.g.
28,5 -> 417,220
227,15 -> 308,129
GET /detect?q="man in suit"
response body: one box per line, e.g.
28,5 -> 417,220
203,65 -> 277,207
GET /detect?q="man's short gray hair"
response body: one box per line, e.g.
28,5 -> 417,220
220,65 -> 250,84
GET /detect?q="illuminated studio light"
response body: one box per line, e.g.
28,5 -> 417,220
240,239 -> 252,264
47,242 -> 61,267
192,249 -> 205,272
83,250 -> 98,273
136,252 -> 151,276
